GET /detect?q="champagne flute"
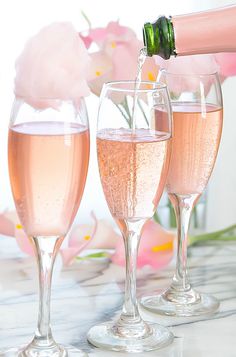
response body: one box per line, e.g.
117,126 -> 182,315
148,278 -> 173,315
87,81 -> 173,352
5,97 -> 89,356
141,71 -> 223,316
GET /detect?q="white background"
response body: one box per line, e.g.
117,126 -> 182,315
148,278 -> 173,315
0,0 -> 235,231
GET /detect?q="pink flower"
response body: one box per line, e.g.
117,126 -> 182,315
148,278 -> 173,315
142,56 -> 159,82
155,53 -> 236,88
0,211 -> 35,256
0,211 -> 15,237
0,210 -> 174,270
87,51 -> 113,96
60,212 -> 98,265
112,220 -> 175,269
83,218 -> 120,249
0,211 -> 97,263
82,21 -> 158,98
0,211 -> 119,265
155,54 -> 220,94
215,53 -> 236,77
14,224 -> 35,256
155,54 -> 219,75
84,22 -> 135,51
61,215 -> 120,265
15,22 -> 91,109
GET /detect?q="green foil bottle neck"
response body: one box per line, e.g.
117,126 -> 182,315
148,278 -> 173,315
143,16 -> 176,59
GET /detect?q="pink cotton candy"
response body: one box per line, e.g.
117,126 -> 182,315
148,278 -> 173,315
15,22 -> 91,109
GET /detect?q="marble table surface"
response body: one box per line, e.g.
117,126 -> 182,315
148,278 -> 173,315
0,236 -> 235,357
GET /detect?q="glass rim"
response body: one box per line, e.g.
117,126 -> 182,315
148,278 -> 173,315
103,80 -> 167,93
160,69 -> 219,77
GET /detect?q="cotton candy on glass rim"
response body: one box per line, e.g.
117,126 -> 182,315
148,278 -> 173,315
14,22 -> 91,109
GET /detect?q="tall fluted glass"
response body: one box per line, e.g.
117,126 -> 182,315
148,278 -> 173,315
87,81 -> 173,352
4,97 -> 89,356
141,71 -> 223,316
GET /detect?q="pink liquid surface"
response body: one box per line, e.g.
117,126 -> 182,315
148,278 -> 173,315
97,128 -> 171,220
8,121 -> 89,237
166,103 -> 223,195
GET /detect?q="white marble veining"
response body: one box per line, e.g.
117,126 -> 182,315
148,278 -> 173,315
0,237 -> 236,356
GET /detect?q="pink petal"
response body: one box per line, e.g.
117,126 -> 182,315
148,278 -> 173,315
79,33 -> 93,49
0,211 -> 35,256
88,51 -> 113,96
0,212 -> 16,237
86,22 -> 134,48
215,53 -> 236,77
88,51 -> 113,81
85,21 -> 144,99
112,220 -> 175,269
106,22 -> 130,37
155,54 -> 219,93
111,42 -> 141,80
14,226 -> 35,256
60,212 -> 98,266
86,219 -> 120,249
155,54 -> 219,75
141,57 -> 159,82
88,28 -> 110,47
106,22 -> 138,44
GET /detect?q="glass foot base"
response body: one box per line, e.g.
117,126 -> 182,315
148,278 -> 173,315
0,345 -> 88,357
140,292 -> 220,317
87,322 -> 173,353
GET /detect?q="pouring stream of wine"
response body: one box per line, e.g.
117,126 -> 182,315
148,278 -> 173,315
131,47 -> 147,131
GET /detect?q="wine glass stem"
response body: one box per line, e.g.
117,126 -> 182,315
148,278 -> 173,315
169,194 -> 199,291
33,236 -> 63,345
115,220 -> 151,337
122,229 -> 140,321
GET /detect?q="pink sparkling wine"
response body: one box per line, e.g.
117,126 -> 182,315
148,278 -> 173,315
8,121 -> 89,237
166,103 -> 223,195
97,128 -> 171,220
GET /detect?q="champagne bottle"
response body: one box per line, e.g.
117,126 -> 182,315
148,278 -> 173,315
143,5 -> 236,58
